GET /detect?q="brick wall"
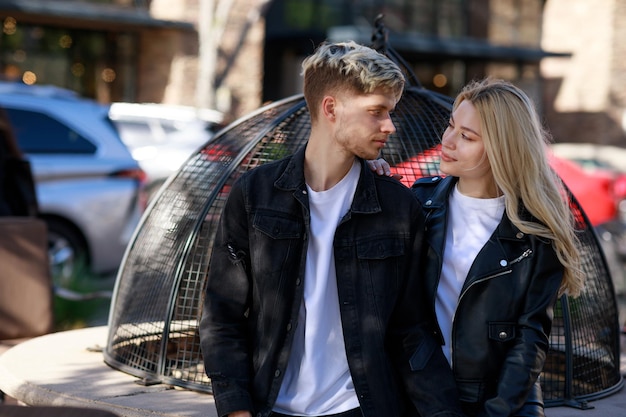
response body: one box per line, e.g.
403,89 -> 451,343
139,0 -> 265,122
541,0 -> 626,146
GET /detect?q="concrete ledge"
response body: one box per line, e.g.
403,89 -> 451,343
0,326 -> 624,417
0,327 -> 217,417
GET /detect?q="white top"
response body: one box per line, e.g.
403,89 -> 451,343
274,160 -> 361,416
437,184 -> 505,365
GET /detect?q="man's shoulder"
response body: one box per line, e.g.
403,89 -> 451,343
373,173 -> 414,196
239,155 -> 291,180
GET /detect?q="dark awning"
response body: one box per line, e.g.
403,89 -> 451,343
329,25 -> 571,62
0,0 -> 194,31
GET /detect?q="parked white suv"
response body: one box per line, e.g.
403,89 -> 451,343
0,82 -> 146,285
109,102 -> 223,201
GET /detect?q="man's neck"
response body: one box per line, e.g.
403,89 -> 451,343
304,140 -> 356,192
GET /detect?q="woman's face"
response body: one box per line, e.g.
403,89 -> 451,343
439,100 -> 492,183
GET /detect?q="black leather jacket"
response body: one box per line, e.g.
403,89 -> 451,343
200,147 -> 464,417
412,176 -> 563,417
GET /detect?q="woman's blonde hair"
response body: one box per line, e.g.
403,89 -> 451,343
454,78 -> 584,297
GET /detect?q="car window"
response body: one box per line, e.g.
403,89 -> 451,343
158,119 -> 182,134
112,119 -> 156,147
4,108 -> 97,154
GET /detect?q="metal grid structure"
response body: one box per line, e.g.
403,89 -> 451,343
105,32 -> 623,407
542,195 -> 624,407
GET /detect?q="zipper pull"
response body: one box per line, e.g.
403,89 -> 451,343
510,248 -> 532,265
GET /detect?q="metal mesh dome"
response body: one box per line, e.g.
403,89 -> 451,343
104,36 -> 623,408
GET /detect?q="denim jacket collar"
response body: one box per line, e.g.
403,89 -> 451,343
274,145 -> 383,215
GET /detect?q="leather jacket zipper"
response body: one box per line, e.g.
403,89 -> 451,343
459,249 -> 533,300
510,248 -> 532,265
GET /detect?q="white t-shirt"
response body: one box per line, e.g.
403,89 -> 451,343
437,184 -> 505,365
274,160 -> 361,416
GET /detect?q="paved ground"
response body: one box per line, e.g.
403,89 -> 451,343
0,329 -> 624,416
1,282 -> 625,413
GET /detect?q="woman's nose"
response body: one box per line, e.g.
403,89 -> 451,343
442,130 -> 455,148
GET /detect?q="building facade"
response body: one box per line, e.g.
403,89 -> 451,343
1,0 -> 624,145
542,0 -> 626,146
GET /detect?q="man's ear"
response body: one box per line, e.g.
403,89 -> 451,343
321,95 -> 336,122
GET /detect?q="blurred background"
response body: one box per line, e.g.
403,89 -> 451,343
0,0 -> 625,330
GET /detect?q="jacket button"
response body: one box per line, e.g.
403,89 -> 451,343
499,331 -> 508,339
425,199 -> 432,206
500,259 -> 508,266
274,369 -> 281,378
431,176 -> 439,181
295,278 -> 301,286
516,232 -> 524,239
286,323 -> 292,331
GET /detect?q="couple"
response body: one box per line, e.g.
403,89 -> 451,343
199,41 -> 584,417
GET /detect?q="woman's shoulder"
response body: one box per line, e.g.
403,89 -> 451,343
412,175 -> 446,188
411,175 -> 454,205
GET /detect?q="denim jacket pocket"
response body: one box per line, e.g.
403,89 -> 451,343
253,213 -> 302,239
355,236 -> 405,259
355,236 -> 405,300
488,322 -> 516,343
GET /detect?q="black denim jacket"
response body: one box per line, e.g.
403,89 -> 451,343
200,147 -> 464,417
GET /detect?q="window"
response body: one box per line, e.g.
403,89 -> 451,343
61,0 -> 148,8
1,20 -> 138,102
5,108 -> 97,154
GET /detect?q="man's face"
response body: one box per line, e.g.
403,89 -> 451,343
332,87 -> 398,161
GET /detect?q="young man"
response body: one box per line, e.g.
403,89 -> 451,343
200,41 -> 463,417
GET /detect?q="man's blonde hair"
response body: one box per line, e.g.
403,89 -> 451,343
301,41 -> 405,122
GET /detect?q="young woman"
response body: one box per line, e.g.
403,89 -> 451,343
373,78 -> 585,416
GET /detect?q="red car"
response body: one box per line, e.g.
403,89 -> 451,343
390,145 -> 624,227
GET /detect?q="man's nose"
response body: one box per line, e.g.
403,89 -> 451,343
382,116 -> 396,134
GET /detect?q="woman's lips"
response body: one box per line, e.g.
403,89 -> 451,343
440,151 -> 455,162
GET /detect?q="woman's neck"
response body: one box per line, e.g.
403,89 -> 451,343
456,177 -> 501,199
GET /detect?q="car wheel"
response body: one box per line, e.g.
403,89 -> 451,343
45,218 -> 89,288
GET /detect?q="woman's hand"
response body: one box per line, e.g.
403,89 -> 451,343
367,158 -> 402,179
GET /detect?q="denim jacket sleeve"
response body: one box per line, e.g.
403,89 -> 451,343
199,175 -> 255,417
387,200 -> 466,417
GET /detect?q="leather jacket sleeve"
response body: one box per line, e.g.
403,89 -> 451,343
479,244 -> 562,417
